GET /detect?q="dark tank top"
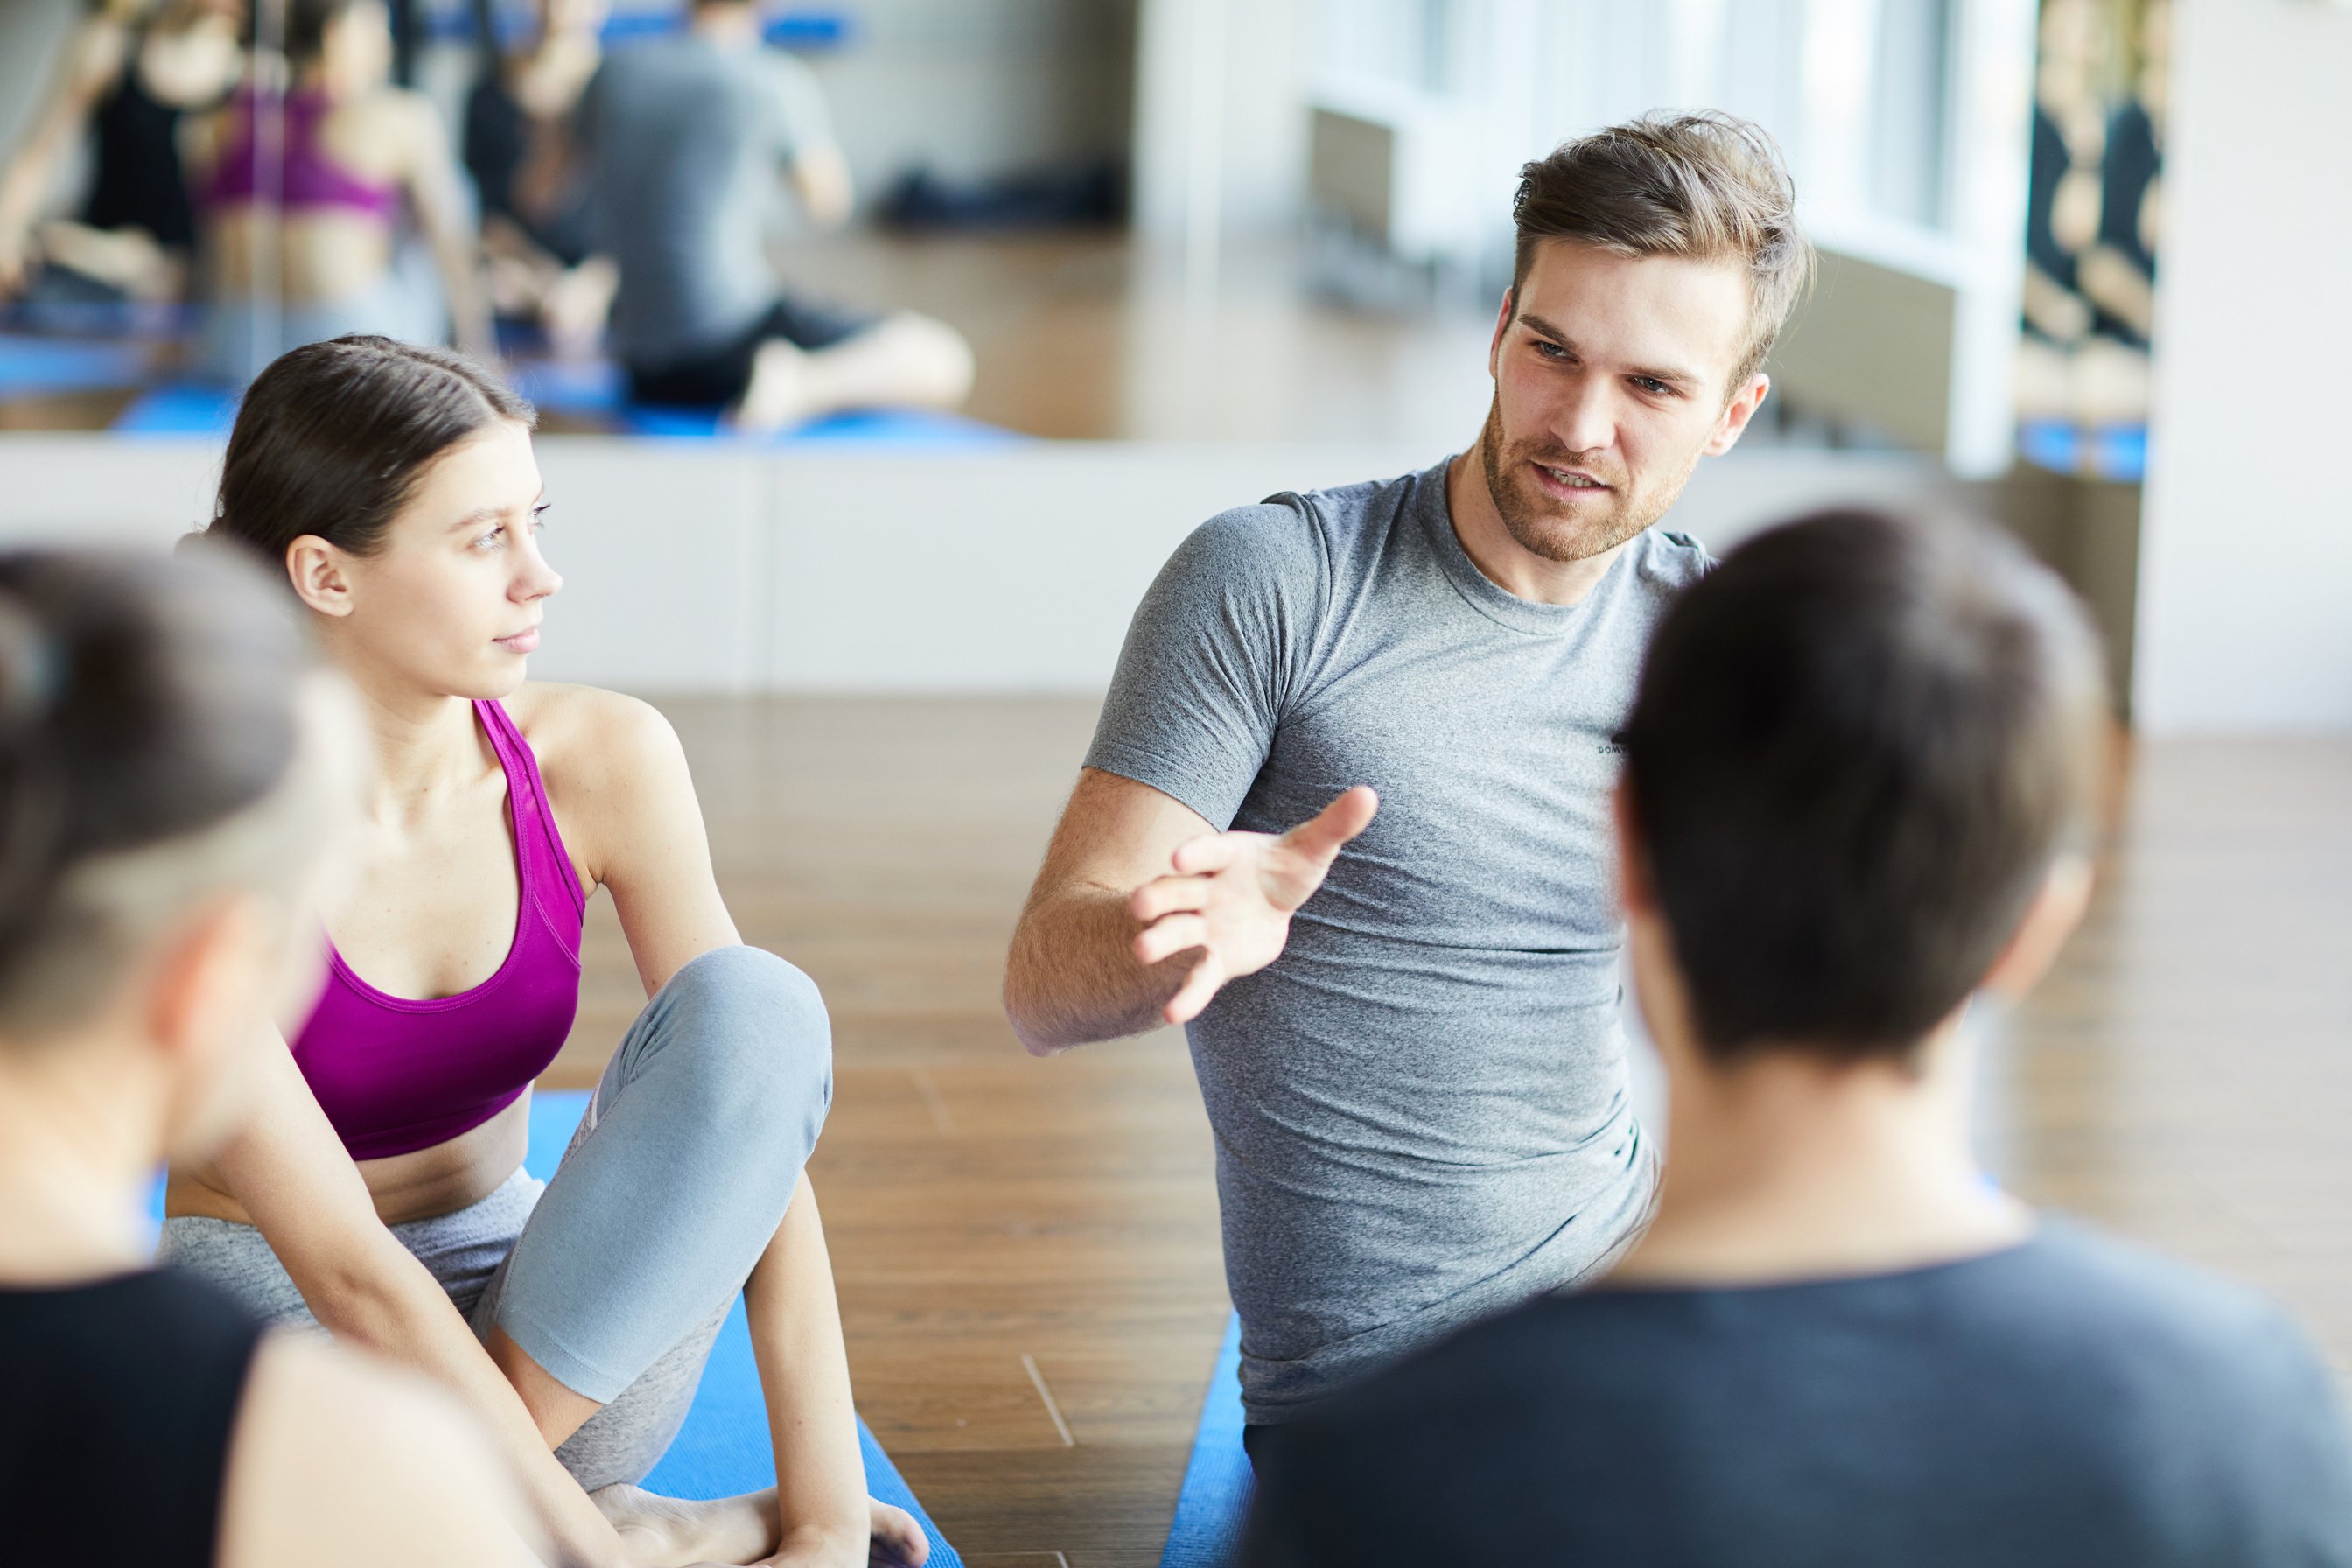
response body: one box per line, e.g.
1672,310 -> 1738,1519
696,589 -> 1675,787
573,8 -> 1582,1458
0,1267 -> 262,1566
81,33 -> 200,248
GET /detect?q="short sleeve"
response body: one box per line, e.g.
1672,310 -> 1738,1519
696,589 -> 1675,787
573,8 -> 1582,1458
1083,503 -> 1327,830
764,52 -> 834,158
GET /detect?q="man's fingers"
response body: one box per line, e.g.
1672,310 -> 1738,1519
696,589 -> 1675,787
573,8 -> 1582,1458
1133,913 -> 1209,966
1130,874 -> 1214,923
1164,949 -> 1228,1025
1170,830 -> 1251,875
1282,786 -> 1380,863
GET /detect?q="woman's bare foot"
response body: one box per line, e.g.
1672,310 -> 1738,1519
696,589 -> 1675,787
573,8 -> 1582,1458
594,1481 -> 780,1567
594,1485 -> 929,1568
729,339 -> 813,435
866,1497 -> 928,1566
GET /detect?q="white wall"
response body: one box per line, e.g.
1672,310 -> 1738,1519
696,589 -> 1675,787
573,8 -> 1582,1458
799,0 -> 1138,203
1130,0 -> 1310,248
0,435 -> 1940,693
2133,0 -> 2352,732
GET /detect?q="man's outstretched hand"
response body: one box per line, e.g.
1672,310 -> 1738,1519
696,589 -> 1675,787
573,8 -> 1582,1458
1129,787 -> 1379,1025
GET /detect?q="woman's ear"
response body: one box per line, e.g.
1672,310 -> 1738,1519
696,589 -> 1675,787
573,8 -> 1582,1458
284,536 -> 355,619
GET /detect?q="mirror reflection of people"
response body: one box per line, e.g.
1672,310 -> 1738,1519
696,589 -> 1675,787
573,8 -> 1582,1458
186,0 -> 494,382
2021,0 -> 2106,351
170,337 -> 930,1568
2077,0 -> 2166,348
1240,511 -> 2352,1566
0,0 -> 245,306
578,0 -> 973,430
464,0 -> 618,358
0,546 -> 548,1568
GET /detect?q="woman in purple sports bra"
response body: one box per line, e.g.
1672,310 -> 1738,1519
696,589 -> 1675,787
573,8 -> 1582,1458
159,336 -> 926,1568
183,0 -> 494,382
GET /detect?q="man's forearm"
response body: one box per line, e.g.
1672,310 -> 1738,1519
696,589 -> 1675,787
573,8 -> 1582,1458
1004,883 -> 1196,1054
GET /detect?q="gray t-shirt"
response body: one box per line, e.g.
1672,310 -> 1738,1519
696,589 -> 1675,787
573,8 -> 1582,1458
1085,458 -> 1711,1420
581,37 -> 832,368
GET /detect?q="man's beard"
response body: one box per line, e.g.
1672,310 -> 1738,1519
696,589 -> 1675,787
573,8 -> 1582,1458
1475,393 -> 1698,564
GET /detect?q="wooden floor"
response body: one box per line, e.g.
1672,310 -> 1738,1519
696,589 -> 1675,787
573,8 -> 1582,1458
542,698 -> 2352,1563
543,696 -> 1223,1567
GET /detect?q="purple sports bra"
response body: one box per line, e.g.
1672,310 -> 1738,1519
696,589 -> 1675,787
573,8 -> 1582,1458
293,700 -> 584,1162
205,86 -> 398,221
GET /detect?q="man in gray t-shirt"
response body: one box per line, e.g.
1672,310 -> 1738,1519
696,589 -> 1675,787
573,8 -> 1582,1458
579,0 -> 970,428
1004,112 -> 1815,1426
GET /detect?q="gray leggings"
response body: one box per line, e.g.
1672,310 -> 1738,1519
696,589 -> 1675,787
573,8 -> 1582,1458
160,944 -> 832,1491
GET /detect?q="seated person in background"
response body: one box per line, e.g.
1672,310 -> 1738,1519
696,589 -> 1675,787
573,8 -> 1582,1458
578,0 -> 972,430
464,0 -> 618,358
0,0 -> 244,306
0,545 -> 543,1568
186,0 -> 493,382
1243,508 -> 2352,1568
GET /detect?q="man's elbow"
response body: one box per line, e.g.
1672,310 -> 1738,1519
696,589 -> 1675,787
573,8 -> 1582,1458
1001,961 -> 1074,1058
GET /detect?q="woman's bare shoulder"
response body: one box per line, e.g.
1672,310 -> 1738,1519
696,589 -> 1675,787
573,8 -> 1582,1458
503,682 -> 681,786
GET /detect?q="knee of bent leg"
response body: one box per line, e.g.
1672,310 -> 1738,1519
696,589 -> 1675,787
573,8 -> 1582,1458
662,945 -> 834,1138
882,312 -> 975,408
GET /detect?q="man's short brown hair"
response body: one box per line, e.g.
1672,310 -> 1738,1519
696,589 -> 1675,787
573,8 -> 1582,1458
1512,110 -> 1813,389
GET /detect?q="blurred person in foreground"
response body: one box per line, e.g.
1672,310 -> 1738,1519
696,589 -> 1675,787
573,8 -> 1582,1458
1004,113 -> 1797,1442
1242,508 -> 2352,1567
0,546 -> 545,1568
577,0 -> 971,430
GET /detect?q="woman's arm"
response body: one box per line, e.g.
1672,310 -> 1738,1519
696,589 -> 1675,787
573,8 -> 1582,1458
0,19 -> 128,292
390,90 -> 497,362
207,1036 -> 633,1567
540,688 -> 872,1562
543,688 -> 741,987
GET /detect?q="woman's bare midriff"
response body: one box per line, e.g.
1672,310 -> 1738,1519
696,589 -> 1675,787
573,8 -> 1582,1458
166,1090 -> 535,1228
211,209 -> 396,304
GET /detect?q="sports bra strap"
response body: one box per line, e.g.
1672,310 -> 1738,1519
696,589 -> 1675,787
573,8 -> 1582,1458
475,698 -> 588,926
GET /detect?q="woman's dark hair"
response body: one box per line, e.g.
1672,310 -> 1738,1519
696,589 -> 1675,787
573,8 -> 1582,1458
0,545 -> 316,1035
1619,508 -> 2108,1066
246,0 -> 368,66
208,336 -> 534,573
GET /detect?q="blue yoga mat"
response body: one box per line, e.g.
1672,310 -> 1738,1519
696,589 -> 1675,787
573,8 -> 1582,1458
1158,1312 -> 1251,1568
114,382 -> 242,435
115,370 -> 1018,453
620,402 -> 1023,447
0,332 -> 152,396
143,1089 -> 960,1564
511,355 -> 629,416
